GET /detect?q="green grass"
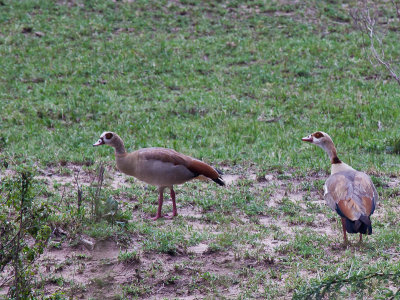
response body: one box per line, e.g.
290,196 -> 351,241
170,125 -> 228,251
1,0 -> 400,299
1,0 -> 400,173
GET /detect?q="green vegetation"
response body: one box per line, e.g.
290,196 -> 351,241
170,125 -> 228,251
0,170 -> 52,299
1,0 -> 400,172
293,261 -> 400,299
1,0 -> 400,299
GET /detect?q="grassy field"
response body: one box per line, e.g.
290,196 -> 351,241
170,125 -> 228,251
1,0 -> 400,299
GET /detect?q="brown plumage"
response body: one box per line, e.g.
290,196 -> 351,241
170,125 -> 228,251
302,131 -> 378,244
93,132 -> 225,220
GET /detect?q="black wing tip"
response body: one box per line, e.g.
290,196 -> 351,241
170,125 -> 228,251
215,168 -> 224,175
212,167 -> 225,186
213,177 -> 225,186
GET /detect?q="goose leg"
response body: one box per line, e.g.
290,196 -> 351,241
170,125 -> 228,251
341,217 -> 348,245
359,233 -> 363,243
164,187 -> 178,220
151,187 -> 165,220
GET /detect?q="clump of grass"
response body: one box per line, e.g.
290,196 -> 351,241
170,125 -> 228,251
208,232 -> 236,253
118,250 -> 140,264
139,225 -> 186,255
83,221 -> 127,240
163,274 -> 181,285
279,197 -> 301,217
90,276 -> 113,289
384,137 -> 400,154
277,230 -> 326,258
122,283 -> 151,298
190,271 -> 237,294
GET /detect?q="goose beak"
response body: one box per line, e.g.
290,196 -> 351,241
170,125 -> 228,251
301,135 -> 313,143
93,138 -> 104,146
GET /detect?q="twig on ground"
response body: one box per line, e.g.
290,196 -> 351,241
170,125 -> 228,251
73,170 -> 83,213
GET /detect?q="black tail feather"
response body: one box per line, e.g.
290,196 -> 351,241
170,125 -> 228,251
359,215 -> 372,235
345,216 -> 372,235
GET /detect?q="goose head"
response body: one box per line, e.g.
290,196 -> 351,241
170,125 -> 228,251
301,131 -> 333,149
93,131 -> 117,147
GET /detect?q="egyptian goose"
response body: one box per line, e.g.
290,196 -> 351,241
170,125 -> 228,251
302,131 -> 378,244
93,132 -> 225,220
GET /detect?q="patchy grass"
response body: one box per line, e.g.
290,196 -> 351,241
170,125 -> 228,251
1,0 -> 400,299
2,165 -> 399,299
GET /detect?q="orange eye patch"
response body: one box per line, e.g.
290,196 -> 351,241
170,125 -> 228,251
313,132 -> 323,138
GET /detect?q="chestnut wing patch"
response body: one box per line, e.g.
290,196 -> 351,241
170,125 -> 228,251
186,159 -> 220,180
361,196 -> 374,216
336,198 -> 362,221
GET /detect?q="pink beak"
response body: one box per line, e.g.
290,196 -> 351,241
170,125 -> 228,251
301,135 -> 313,143
93,138 -> 104,146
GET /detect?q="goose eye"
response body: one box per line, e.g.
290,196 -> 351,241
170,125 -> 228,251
105,133 -> 113,139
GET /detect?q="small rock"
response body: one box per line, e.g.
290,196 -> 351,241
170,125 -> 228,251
265,174 -> 274,181
80,238 -> 95,251
35,31 -> 45,37
187,243 -> 208,255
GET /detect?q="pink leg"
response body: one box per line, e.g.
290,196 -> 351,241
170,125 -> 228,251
341,218 -> 349,245
151,188 -> 164,221
164,188 -> 178,220
359,233 -> 363,243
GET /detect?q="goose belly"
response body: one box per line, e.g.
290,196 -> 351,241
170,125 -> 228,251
134,160 -> 195,187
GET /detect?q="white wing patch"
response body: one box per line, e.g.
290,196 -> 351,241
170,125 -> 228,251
323,183 -> 328,197
323,180 -> 338,211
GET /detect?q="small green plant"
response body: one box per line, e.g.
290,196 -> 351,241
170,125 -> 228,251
388,137 -> 400,154
44,291 -> 67,300
122,283 -> 151,297
0,169 -> 52,299
280,197 -> 301,217
86,164 -> 122,225
90,276 -> 113,289
89,164 -> 105,221
164,275 -> 181,285
208,232 -> 235,253
118,250 -> 140,264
